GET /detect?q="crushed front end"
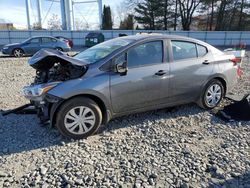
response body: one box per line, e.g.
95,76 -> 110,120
21,49 -> 87,124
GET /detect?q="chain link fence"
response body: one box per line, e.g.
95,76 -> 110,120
0,30 -> 249,47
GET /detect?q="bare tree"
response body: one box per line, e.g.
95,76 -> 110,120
47,14 -> 62,30
178,0 -> 201,30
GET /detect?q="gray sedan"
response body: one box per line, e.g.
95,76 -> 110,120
22,34 -> 239,139
1,36 -> 71,57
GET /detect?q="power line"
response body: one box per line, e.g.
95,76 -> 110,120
74,5 -> 89,25
42,0 -> 55,25
30,0 -> 37,23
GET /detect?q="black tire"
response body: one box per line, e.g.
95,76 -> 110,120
13,48 -> 24,57
56,97 -> 102,139
198,79 -> 225,109
55,47 -> 63,51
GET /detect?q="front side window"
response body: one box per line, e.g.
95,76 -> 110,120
172,41 -> 197,61
29,38 -> 40,43
127,41 -> 163,68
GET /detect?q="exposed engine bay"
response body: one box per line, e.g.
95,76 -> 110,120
34,62 -> 85,84
3,49 -> 89,124
30,49 -> 87,84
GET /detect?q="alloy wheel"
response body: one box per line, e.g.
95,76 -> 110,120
13,49 -> 24,57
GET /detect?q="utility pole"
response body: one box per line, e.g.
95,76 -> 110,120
25,0 -> 31,29
61,0 -> 67,30
98,0 -> 102,29
37,0 -> 42,28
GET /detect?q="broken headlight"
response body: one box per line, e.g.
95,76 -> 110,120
22,82 -> 61,101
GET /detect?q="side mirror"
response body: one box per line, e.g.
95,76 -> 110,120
116,61 -> 128,76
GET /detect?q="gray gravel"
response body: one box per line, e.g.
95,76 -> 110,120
0,53 -> 250,188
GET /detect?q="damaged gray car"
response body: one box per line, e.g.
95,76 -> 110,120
11,34 -> 239,139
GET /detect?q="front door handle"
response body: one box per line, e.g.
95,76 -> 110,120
202,60 -> 210,65
155,70 -> 167,76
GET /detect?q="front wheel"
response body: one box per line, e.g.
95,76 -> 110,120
13,48 -> 24,57
56,97 -> 102,139
198,79 -> 225,109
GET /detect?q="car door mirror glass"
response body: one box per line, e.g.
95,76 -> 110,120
116,61 -> 127,75
114,53 -> 127,75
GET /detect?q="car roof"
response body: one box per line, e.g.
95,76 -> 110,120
120,34 -> 209,46
29,36 -> 57,39
120,34 -> 188,40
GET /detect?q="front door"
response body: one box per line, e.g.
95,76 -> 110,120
23,38 -> 41,55
110,40 -> 170,113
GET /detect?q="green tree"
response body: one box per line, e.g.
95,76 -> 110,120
134,0 -> 177,30
102,5 -> 113,30
119,14 -> 134,29
134,0 -> 159,29
158,0 -> 176,30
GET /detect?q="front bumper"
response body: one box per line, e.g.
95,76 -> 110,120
32,94 -> 63,124
1,48 -> 10,55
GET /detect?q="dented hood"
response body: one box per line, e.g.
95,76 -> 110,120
29,49 -> 87,71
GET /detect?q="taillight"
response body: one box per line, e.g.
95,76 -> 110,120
66,40 -> 70,47
230,58 -> 241,66
237,66 -> 243,78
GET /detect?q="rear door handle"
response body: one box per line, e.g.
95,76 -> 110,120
155,70 -> 167,76
202,60 -> 210,65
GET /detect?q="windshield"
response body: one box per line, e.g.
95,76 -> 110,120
74,38 -> 134,64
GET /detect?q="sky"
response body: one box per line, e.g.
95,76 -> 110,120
0,0 -> 124,29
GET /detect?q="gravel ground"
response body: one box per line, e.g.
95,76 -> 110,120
0,53 -> 249,188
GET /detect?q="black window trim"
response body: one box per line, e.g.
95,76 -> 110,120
41,37 -> 53,43
170,39 -> 209,62
196,43 -> 208,57
29,37 -> 40,43
171,40 -> 199,62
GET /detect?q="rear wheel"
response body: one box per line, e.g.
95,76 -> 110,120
198,79 -> 225,109
56,97 -> 102,139
13,48 -> 24,57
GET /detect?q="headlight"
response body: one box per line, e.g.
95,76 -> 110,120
22,82 -> 61,100
2,46 -> 8,50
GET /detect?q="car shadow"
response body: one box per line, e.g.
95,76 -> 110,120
98,104 -> 204,134
207,171 -> 250,187
0,104 -> 202,156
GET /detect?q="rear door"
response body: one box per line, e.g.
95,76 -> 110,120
40,37 -> 56,50
110,40 -> 170,113
169,40 -> 214,102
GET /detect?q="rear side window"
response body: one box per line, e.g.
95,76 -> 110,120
42,37 -> 53,43
197,44 -> 208,57
127,41 -> 163,68
172,41 -> 197,60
